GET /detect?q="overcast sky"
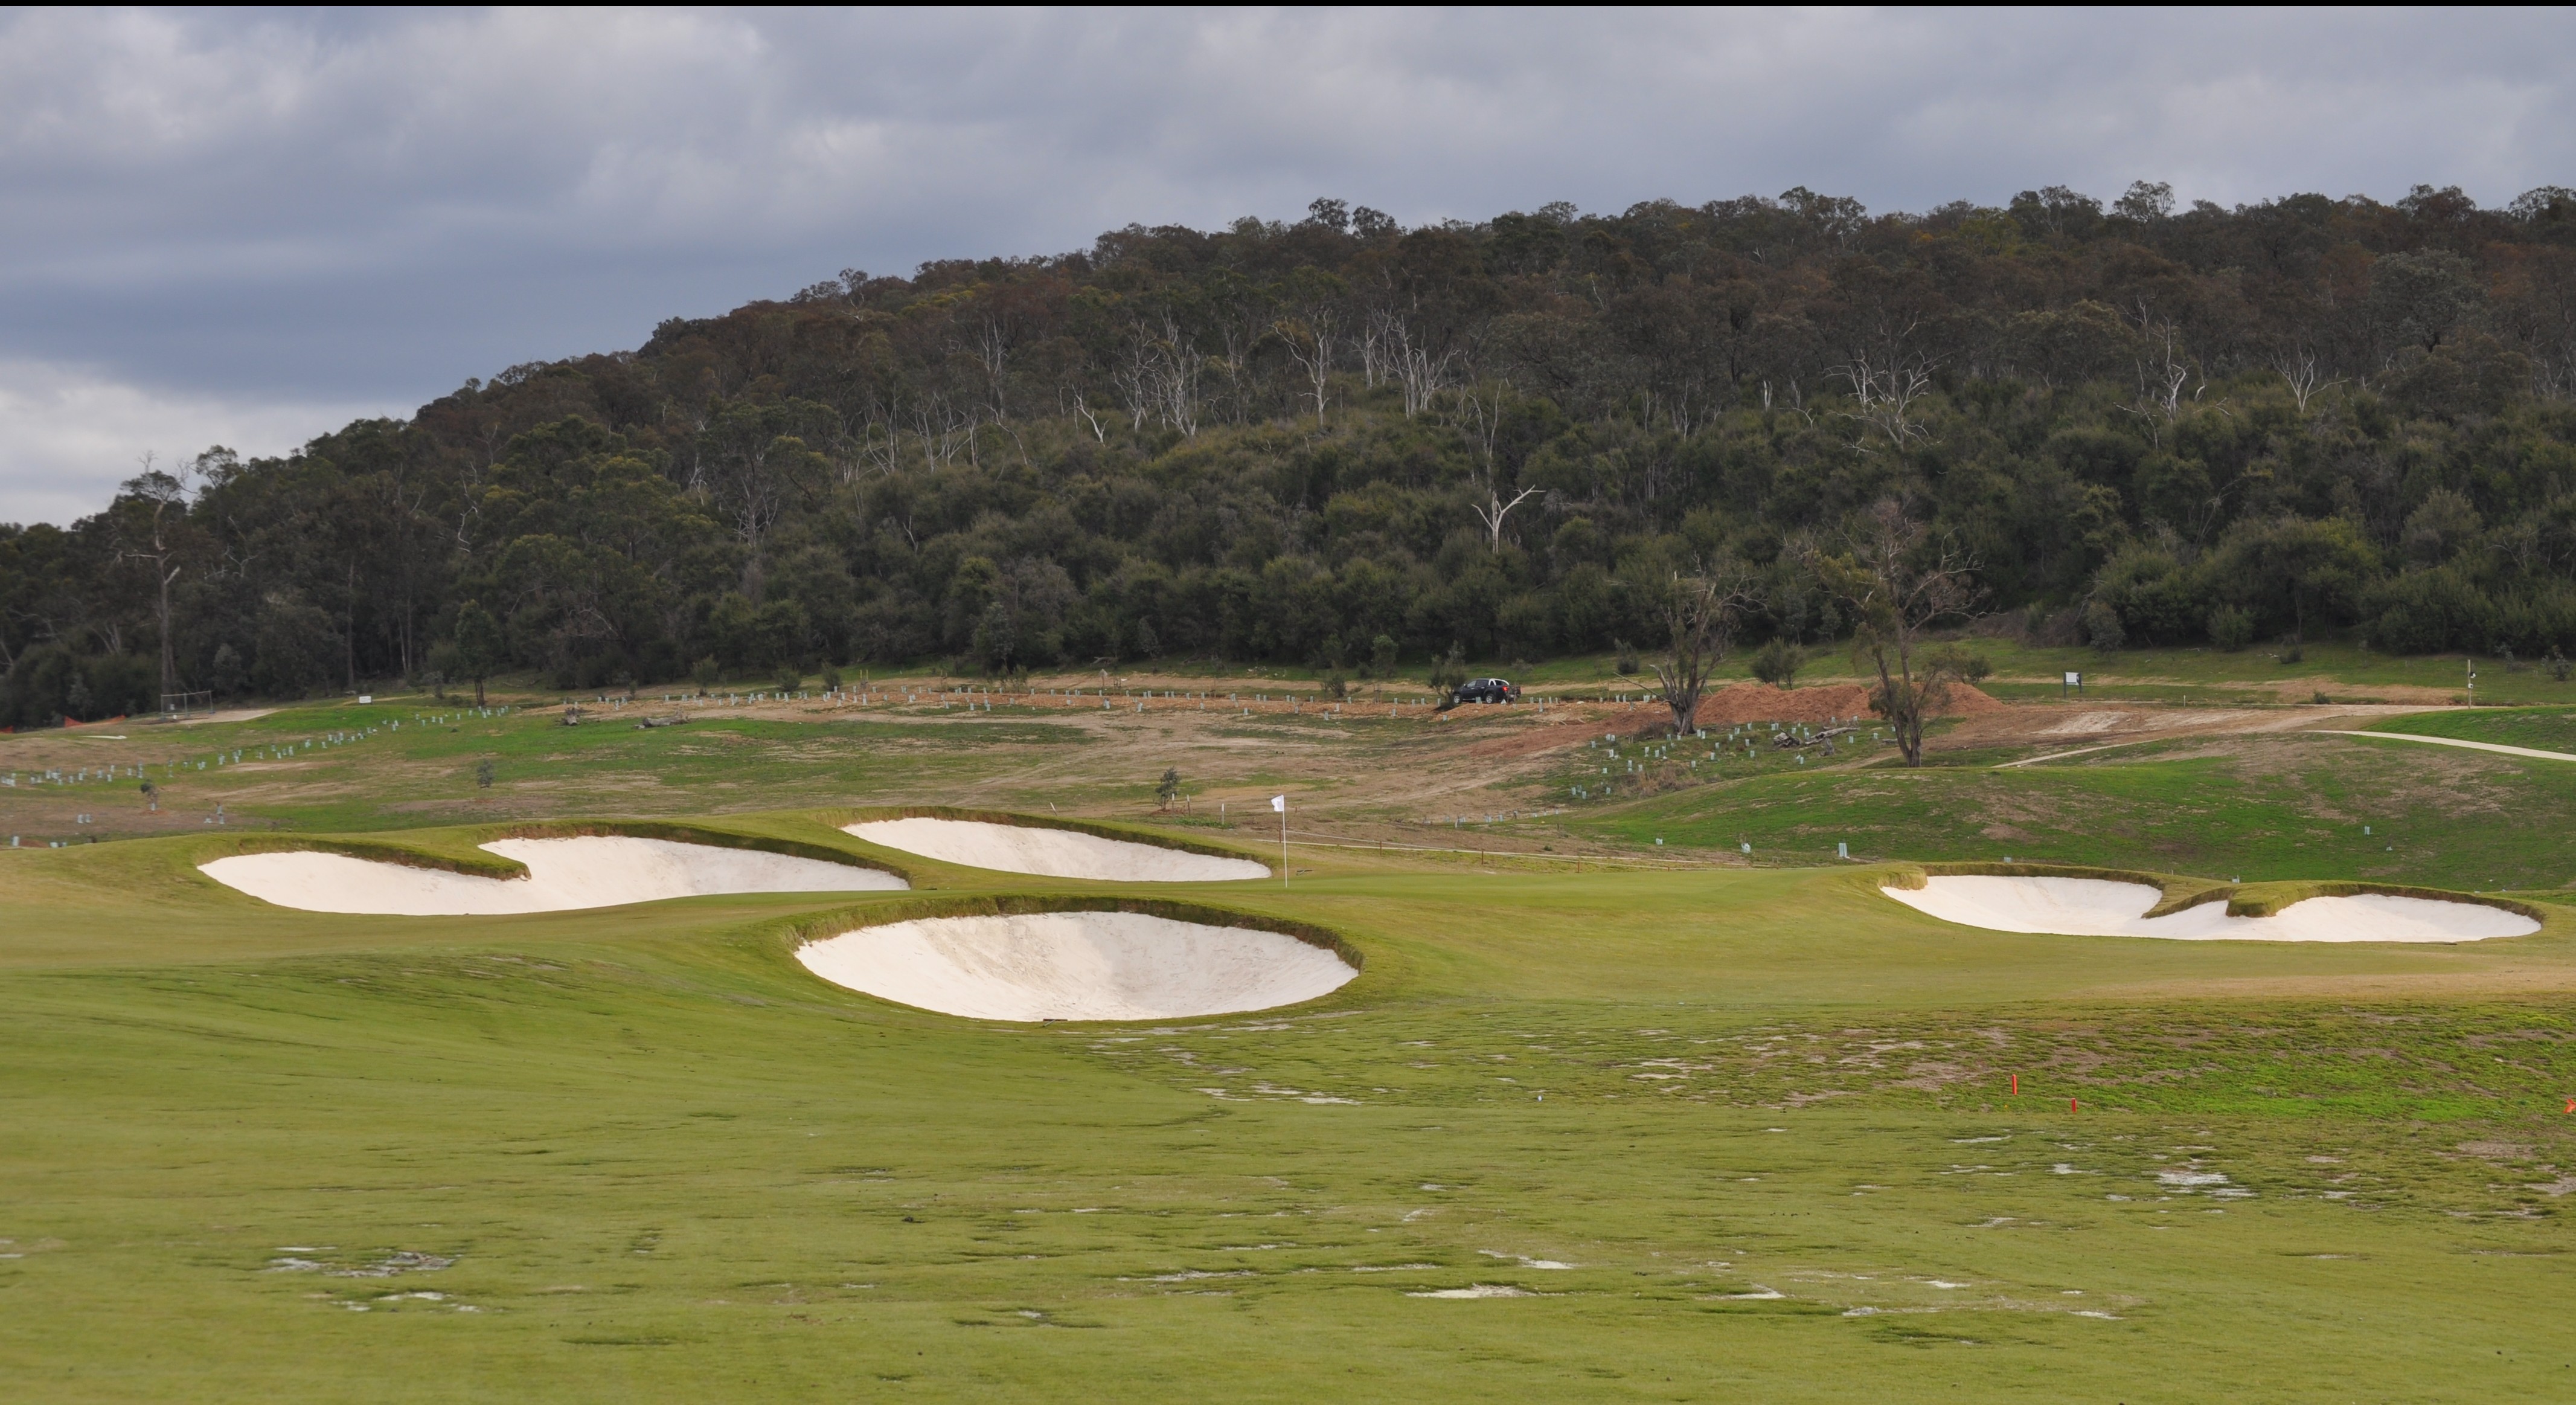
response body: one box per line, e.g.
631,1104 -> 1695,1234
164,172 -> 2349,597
3,7 -> 2573,525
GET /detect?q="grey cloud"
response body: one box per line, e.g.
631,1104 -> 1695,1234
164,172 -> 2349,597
1,7 -> 2572,521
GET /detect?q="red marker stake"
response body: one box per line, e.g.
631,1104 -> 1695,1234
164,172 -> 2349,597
2011,1074 -> 2018,1096
2070,1098 -> 2079,1113
2566,1098 -> 2574,1114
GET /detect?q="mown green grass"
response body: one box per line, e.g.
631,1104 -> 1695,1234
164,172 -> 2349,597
10,691 -> 2576,1401
2359,705 -> 2576,753
1568,734 -> 2576,891
5,834 -> 2576,1402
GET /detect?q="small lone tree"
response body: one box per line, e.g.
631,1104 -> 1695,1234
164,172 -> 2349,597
1650,562 -> 1758,737
1369,634 -> 1397,680
1427,643 -> 1467,707
1751,638 -> 1803,689
1817,501 -> 1983,767
452,600 -> 504,707
2207,605 -> 2254,652
1156,767 -> 1182,811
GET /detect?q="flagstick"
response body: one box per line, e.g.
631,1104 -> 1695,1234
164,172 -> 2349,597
1280,799 -> 1289,887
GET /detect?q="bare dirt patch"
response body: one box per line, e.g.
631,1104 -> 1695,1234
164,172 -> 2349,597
1688,683 -> 2005,727
1938,702 -> 2449,756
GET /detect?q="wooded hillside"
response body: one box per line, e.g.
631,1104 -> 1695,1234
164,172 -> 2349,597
10,180 -> 2576,724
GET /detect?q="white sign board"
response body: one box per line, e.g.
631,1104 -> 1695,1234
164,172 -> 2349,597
2063,672 -> 2080,686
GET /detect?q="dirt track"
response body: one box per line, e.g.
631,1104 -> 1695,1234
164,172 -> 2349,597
1937,701 -> 2454,759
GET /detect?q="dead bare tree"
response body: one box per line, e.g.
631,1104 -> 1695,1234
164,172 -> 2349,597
1200,270 -> 1273,425
1828,353 -> 1938,451
1473,485 -> 1543,552
1109,318 -> 1202,436
1272,269 -> 1348,426
116,452 -> 196,704
1386,312 -> 1456,417
1816,501 -> 1984,767
2270,347 -> 2342,413
972,313 -> 1011,422
1274,312 -> 1338,426
1650,561 -> 1759,738
1359,307 -> 1394,389
2120,300 -> 2208,445
1458,382 -> 1540,550
1154,314 -> 1201,437
1068,392 -> 1107,442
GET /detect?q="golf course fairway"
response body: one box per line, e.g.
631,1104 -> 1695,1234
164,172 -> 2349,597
5,684 -> 2576,1401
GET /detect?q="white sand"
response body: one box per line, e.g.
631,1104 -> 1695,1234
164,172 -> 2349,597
199,836 -> 906,915
844,817 -> 1270,881
1882,875 -> 2537,942
795,911 -> 1354,1020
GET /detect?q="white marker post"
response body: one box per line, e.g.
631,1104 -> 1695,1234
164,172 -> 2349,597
1271,793 -> 1288,886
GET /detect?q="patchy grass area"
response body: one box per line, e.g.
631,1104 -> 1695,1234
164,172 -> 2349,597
2359,705 -> 2576,754
5,841 -> 2576,1401
1,701 -> 1102,841
8,684 -> 2576,1400
1518,638 -> 2576,706
1571,735 -> 2576,890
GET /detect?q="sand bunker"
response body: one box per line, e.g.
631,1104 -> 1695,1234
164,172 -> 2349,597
200,837 -> 906,915
796,911 -> 1354,1020
1883,875 -> 2537,943
844,817 -> 1269,881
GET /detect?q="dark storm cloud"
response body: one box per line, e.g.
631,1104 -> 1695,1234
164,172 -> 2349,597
2,6 -> 2572,521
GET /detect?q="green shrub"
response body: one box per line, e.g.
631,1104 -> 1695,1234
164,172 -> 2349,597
2365,566 -> 2491,654
2207,605 -> 2254,651
2082,599 -> 2126,653
1751,638 -> 1803,688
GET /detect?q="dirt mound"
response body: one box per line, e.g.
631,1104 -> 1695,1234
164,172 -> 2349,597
1458,712 -> 1615,760
1687,681 -> 2005,727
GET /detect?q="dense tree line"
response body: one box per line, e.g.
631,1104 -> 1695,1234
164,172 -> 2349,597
11,179 -> 2576,725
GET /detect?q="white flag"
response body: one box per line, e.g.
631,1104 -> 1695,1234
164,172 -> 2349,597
1269,794 -> 1286,812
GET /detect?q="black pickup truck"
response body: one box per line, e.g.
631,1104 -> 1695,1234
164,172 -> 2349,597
1453,677 -> 1521,704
